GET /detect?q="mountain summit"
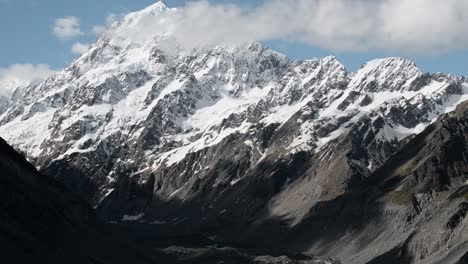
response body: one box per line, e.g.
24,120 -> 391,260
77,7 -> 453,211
152,1 -> 168,10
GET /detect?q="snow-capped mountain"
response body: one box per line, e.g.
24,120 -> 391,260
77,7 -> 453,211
1,2 -> 468,263
0,79 -> 40,115
0,1 -> 465,200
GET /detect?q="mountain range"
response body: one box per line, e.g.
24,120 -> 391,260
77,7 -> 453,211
0,1 -> 467,263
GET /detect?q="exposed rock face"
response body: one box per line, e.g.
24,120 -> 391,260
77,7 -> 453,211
237,101 -> 468,264
0,2 -> 468,264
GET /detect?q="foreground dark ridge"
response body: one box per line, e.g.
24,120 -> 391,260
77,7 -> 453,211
0,137 -> 172,264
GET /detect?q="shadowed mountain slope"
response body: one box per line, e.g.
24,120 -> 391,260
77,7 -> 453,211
0,137 -> 172,264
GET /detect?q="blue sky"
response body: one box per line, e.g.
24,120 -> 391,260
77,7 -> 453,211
0,0 -> 467,76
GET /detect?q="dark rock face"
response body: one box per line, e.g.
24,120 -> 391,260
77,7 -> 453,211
0,137 -> 169,264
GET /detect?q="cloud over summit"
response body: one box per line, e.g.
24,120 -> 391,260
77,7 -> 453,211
150,0 -> 468,54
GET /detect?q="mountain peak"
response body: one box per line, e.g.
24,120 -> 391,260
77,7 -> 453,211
349,56 -> 422,91
144,1 -> 168,13
321,55 -> 341,64
100,0 -> 171,48
122,0 -> 169,21
360,57 -> 418,71
358,57 -> 421,75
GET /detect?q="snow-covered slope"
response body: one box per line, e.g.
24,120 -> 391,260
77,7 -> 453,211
0,1 -> 467,209
0,79 -> 40,115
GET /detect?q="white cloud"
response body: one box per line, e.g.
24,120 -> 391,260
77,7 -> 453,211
92,13 -> 122,36
92,25 -> 106,35
71,42 -> 90,55
105,13 -> 120,25
0,64 -> 55,96
53,16 -> 83,39
127,0 -> 468,54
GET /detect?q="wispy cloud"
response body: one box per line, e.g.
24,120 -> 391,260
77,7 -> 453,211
91,13 -> 122,36
53,16 -> 83,39
130,0 -> 468,54
71,42 -> 90,55
91,25 -> 106,35
0,64 -> 55,96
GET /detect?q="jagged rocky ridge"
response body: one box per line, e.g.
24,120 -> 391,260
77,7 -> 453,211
0,1 -> 468,263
